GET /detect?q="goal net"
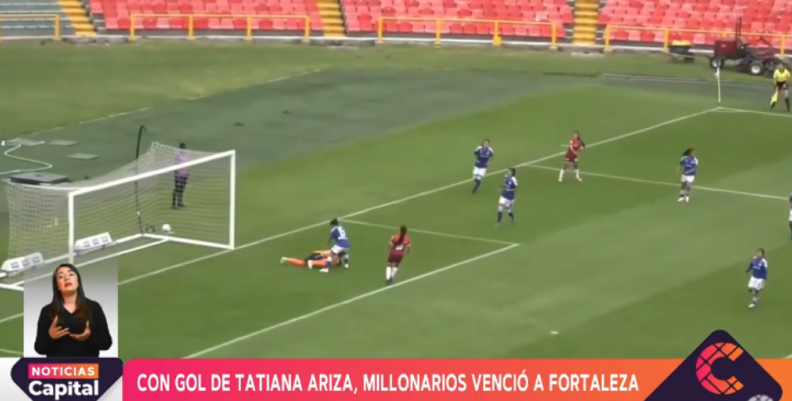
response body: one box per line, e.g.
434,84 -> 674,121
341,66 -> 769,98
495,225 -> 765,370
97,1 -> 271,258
1,142 -> 235,284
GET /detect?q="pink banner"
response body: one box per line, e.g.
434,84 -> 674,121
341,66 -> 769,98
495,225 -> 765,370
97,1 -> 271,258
123,358 -> 667,401
122,358 -> 792,401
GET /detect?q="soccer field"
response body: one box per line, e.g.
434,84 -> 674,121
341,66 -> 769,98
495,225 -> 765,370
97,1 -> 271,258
0,44 -> 790,360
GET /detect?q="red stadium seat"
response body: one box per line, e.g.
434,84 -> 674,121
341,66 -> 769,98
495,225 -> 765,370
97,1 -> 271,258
93,0 -> 323,33
600,0 -> 792,50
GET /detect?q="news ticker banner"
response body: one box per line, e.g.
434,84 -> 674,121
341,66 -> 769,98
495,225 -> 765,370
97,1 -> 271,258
0,358 -> 789,401
0,330 -> 788,401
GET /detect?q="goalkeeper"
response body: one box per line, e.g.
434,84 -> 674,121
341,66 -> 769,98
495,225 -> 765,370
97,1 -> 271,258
771,64 -> 790,112
280,250 -> 346,269
172,142 -> 189,209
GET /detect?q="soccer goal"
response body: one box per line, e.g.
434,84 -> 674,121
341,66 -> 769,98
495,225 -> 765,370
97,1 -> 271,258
0,142 -> 235,290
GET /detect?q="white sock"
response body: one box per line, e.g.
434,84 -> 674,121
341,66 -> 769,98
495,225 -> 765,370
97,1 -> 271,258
386,266 -> 392,280
558,170 -> 564,180
752,296 -> 759,303
392,267 -> 399,278
575,169 -> 580,178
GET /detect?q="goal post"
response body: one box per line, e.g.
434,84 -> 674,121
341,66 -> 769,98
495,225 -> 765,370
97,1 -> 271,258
1,142 -> 235,282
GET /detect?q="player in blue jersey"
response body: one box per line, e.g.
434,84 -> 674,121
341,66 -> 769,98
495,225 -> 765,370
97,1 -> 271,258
788,192 -> 792,238
496,167 -> 517,227
318,218 -> 350,273
472,139 -> 494,194
746,248 -> 768,308
678,148 -> 698,203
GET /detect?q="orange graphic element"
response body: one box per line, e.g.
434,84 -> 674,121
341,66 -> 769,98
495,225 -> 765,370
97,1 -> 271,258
696,343 -> 744,395
28,363 -> 99,379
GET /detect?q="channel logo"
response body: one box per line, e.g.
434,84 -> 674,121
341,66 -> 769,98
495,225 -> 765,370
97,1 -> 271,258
12,358 -> 123,401
645,330 -> 782,401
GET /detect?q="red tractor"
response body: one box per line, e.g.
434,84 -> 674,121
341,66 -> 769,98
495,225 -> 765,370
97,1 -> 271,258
708,18 -> 783,76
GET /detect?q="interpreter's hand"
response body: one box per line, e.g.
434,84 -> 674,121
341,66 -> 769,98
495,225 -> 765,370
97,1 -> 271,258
48,317 -> 70,340
70,322 -> 91,341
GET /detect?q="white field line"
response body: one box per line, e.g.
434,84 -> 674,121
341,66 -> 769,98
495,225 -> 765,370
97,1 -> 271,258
183,108 -> 717,358
528,165 -> 786,201
29,69 -> 323,135
0,348 -> 22,356
786,352 -> 792,358
717,107 -> 792,120
344,219 -> 520,246
185,243 -> 520,358
0,107 -> 715,329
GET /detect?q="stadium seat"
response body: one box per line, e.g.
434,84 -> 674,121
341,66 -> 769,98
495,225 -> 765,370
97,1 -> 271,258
91,0 -> 323,33
599,0 -> 792,49
342,0 -> 572,39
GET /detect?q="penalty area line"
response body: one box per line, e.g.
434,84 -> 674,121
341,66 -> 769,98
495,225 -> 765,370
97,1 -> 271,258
527,165 -> 786,202
0,107 -> 716,326
184,243 -> 520,358
344,219 -> 520,246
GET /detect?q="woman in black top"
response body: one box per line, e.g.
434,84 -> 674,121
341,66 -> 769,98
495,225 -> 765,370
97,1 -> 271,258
34,263 -> 113,357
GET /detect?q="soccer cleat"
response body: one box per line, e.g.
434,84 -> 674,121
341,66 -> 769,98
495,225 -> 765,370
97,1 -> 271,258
280,257 -> 286,265
344,264 -> 349,268
685,196 -> 690,203
749,302 -> 756,309
386,278 -> 393,286
576,177 -> 583,182
677,197 -> 685,203
319,268 -> 329,273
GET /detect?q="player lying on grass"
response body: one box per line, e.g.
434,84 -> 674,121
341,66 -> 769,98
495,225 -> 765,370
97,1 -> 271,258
559,131 -> 585,182
678,148 -> 698,203
386,225 -> 411,286
280,250 -> 347,269
746,248 -> 768,309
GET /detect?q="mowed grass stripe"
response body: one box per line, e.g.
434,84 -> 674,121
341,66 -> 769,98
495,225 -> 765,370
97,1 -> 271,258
0,107 -> 716,329
185,243 -> 520,358
181,108 -> 720,358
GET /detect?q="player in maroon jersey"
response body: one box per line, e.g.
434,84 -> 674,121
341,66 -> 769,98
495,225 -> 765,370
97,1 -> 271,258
386,226 -> 411,286
559,131 -> 586,182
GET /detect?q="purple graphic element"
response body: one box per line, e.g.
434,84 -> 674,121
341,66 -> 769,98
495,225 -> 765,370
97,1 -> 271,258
645,330 -> 782,401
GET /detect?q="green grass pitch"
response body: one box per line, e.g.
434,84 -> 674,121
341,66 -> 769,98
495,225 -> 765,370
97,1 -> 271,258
0,43 -> 790,359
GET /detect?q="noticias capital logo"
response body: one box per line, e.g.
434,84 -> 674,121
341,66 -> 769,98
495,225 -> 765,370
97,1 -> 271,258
12,358 -> 124,401
28,363 -> 100,400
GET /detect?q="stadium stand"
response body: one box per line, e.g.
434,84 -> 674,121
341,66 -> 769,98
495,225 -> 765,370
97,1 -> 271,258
599,0 -> 792,48
342,0 -> 573,40
0,0 -> 79,37
93,0 -> 572,39
92,0 -> 324,34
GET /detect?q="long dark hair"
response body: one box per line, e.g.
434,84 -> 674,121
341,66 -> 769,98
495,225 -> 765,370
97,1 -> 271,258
683,148 -> 694,157
396,226 -> 408,244
49,263 -> 91,322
